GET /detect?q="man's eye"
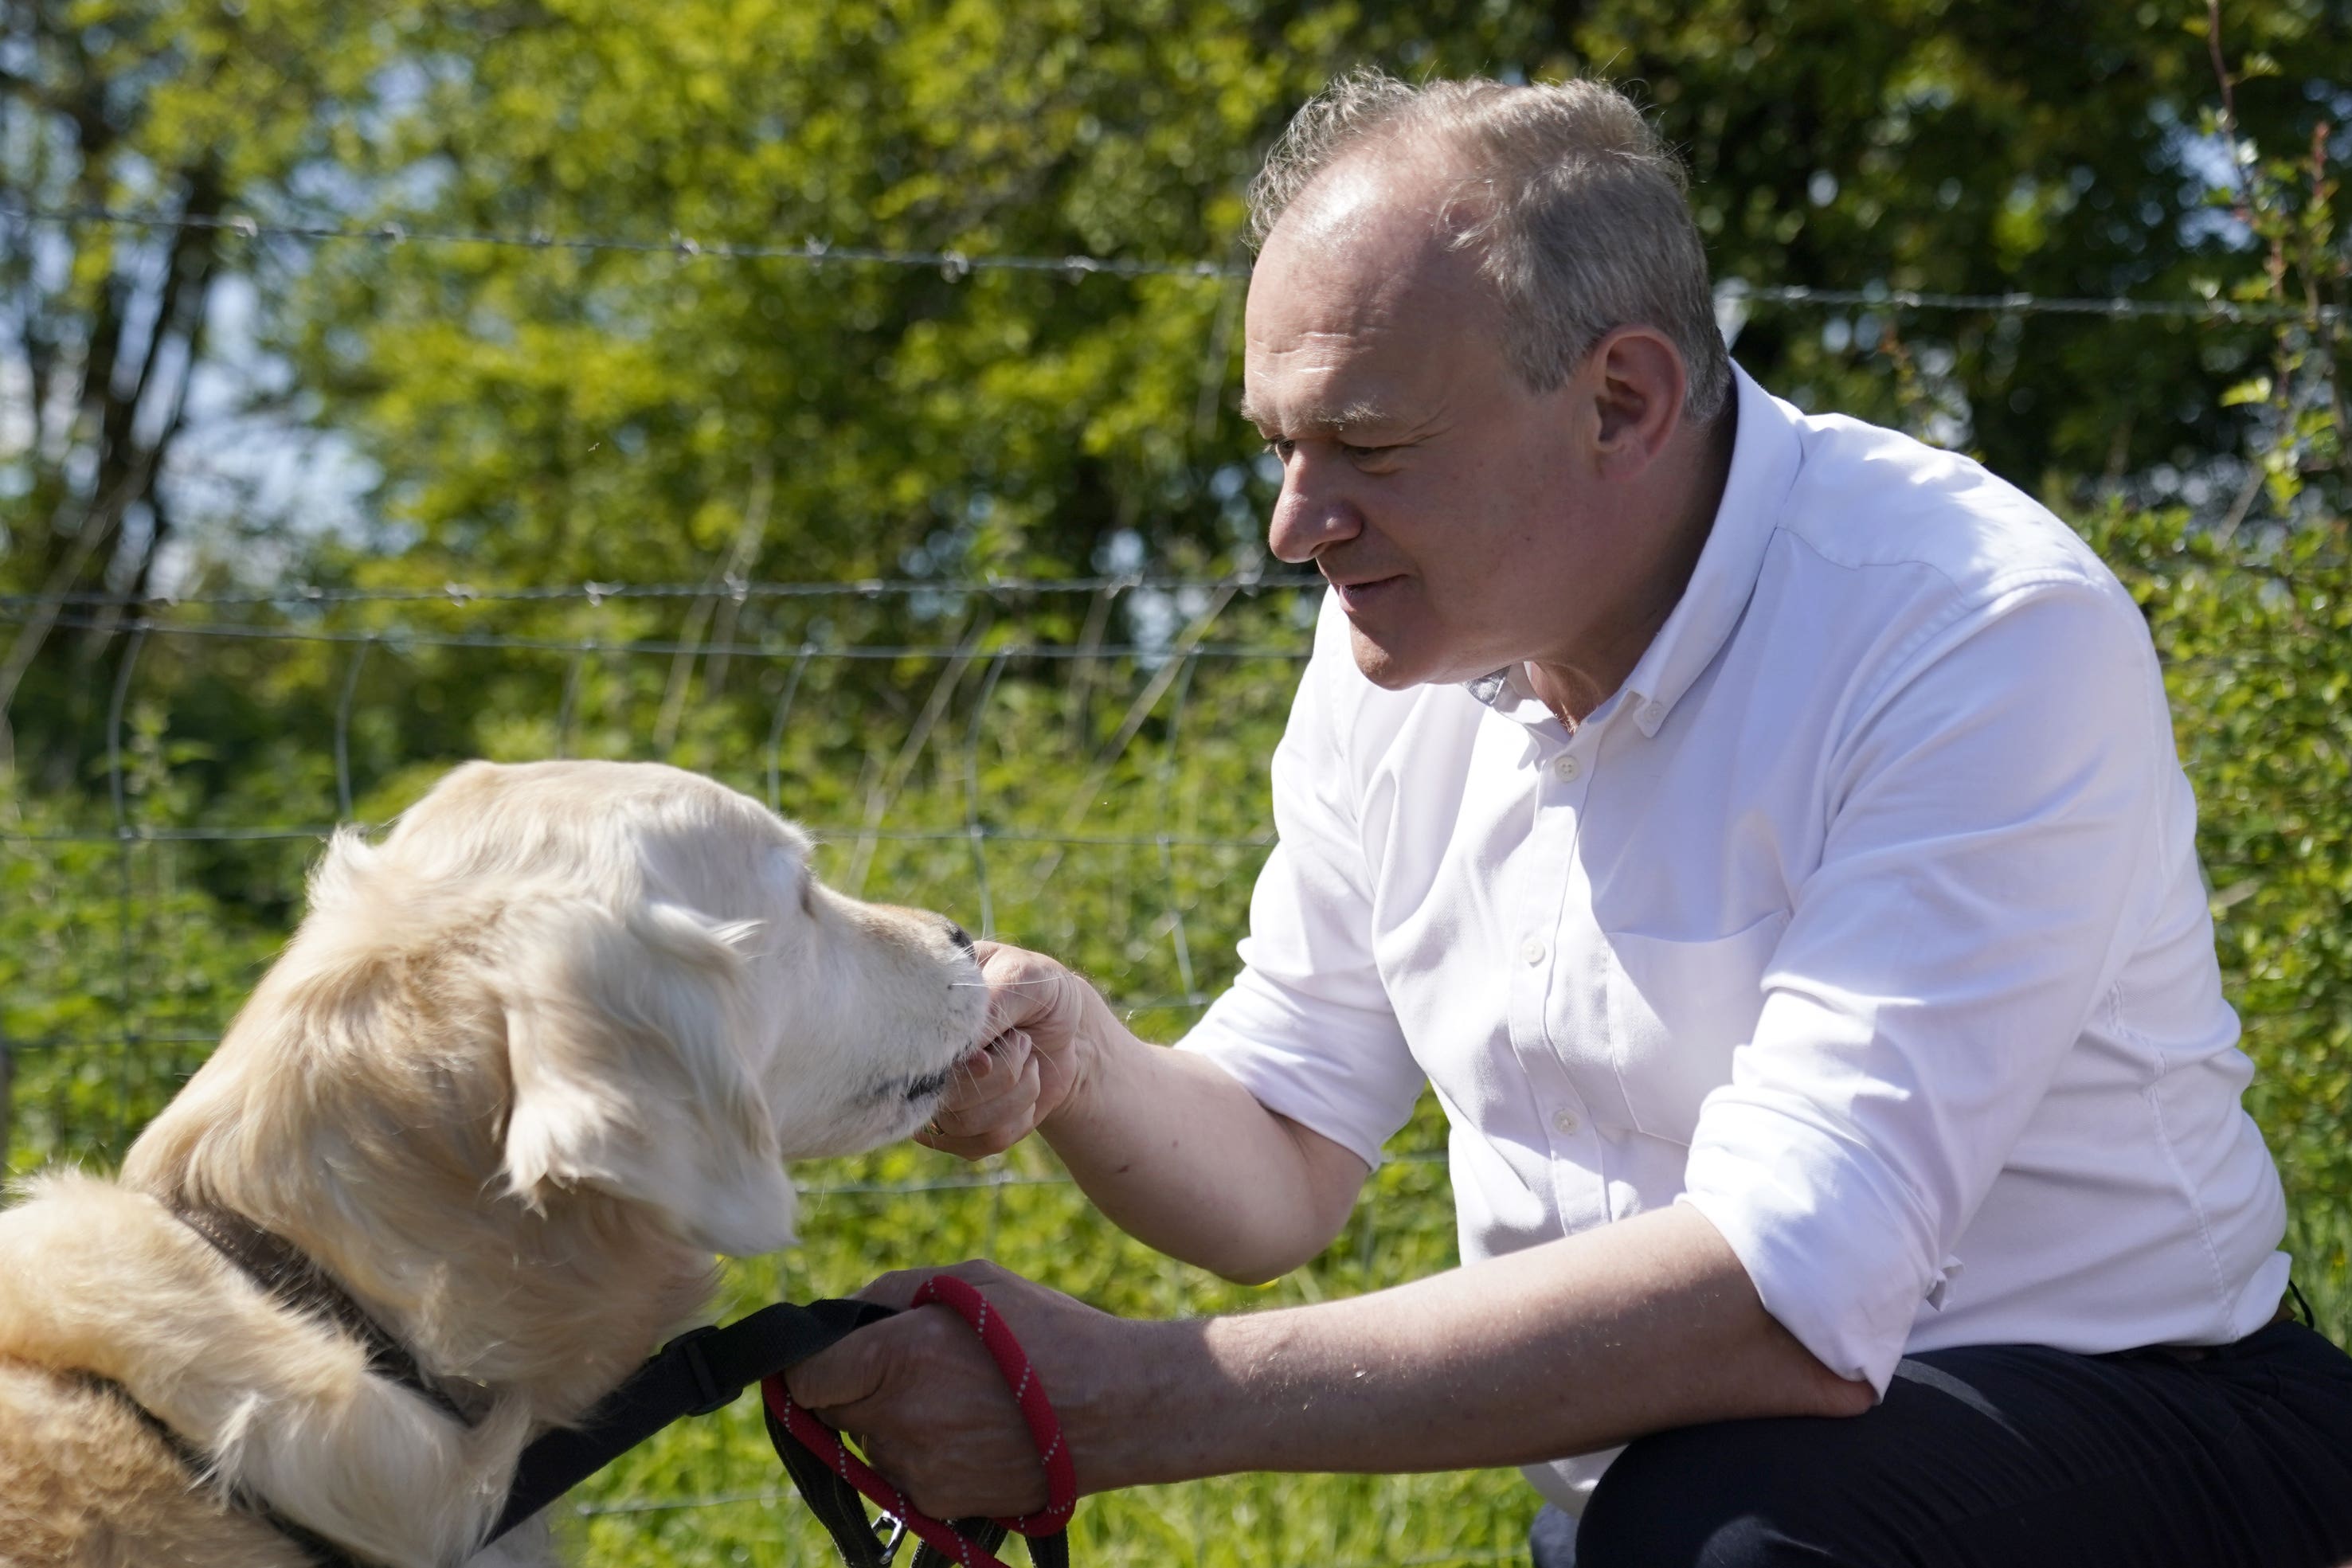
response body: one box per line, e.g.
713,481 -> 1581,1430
1262,438 -> 1296,461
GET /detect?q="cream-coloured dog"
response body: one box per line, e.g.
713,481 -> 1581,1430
0,760 -> 988,1567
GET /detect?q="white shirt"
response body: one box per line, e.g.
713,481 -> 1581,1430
1177,365 -> 2290,1514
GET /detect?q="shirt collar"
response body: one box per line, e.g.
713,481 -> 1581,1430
1463,361 -> 1805,738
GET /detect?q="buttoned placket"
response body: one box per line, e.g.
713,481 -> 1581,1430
1499,708 -> 1611,1234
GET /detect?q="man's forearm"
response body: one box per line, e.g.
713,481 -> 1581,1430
1081,1202 -> 1873,1488
1039,999 -> 1368,1282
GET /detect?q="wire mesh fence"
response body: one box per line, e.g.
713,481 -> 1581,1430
12,202 -> 2344,324
0,573 -> 1321,1155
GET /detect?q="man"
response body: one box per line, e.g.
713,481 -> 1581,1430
786,72 -> 2352,1566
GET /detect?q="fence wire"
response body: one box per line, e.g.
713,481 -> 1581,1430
11,202 -> 2343,323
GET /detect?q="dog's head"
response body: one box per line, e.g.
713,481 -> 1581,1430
147,761 -> 985,1258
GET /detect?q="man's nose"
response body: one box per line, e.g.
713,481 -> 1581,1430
1266,454 -> 1365,565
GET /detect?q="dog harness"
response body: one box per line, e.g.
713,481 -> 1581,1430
112,1204 -> 1074,1568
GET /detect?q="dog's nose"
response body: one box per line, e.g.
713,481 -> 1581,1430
945,921 -> 976,956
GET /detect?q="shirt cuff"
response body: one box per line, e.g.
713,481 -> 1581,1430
1173,972 -> 1419,1171
1681,1093 -> 1947,1393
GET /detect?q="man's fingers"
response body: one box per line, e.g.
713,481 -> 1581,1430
781,1331 -> 890,1411
954,1030 -> 1033,1109
927,1030 -> 1028,1118
979,947 -> 1060,1038
849,1267 -> 939,1311
929,1257 -> 1016,1288
918,1037 -> 1042,1156
847,1259 -> 1010,1309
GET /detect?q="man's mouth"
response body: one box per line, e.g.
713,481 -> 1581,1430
1328,573 -> 1406,611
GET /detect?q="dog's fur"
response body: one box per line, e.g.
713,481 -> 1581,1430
0,761 -> 987,1567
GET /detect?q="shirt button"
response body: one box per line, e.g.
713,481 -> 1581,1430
1552,753 -> 1580,781
1519,936 -> 1547,966
1552,1109 -> 1582,1136
1642,700 -> 1665,726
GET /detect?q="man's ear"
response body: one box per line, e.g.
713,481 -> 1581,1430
1587,326 -> 1689,479
499,896 -> 800,1256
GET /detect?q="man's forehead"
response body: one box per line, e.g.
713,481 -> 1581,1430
1277,155 -> 1434,248
1259,168 -> 1466,299
1242,164 -> 1494,432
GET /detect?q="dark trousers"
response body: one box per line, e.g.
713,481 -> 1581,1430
1528,1320 -> 2352,1568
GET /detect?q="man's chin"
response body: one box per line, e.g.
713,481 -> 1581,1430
1346,625 -> 1448,690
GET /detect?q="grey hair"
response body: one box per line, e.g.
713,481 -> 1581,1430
1246,68 -> 1730,423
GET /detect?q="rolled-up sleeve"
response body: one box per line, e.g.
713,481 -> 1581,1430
1177,605 -> 1425,1169
1682,577 -> 2176,1390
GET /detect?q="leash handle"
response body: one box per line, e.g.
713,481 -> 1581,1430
763,1273 -> 1076,1568
906,1274 -> 1078,1533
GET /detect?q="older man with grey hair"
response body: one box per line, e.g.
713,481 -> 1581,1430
788,72 -> 2352,1566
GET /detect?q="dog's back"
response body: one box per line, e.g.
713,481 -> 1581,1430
0,1359 -> 308,1568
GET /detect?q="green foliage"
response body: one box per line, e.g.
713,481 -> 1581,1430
6,3 -> 2352,1562
256,0 -> 2352,581
2199,47 -> 2348,522
2085,505 -> 2352,1225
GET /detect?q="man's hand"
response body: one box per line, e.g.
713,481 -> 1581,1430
909,939 -> 1371,1281
915,943 -> 1107,1159
782,1261 -> 1159,1519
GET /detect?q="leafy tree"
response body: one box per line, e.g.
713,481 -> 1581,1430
254,0 -> 2352,588
0,0 -> 409,786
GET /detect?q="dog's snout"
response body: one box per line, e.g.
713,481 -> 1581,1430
945,921 -> 976,957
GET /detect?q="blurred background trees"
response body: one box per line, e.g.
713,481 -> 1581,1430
13,0 -> 2347,598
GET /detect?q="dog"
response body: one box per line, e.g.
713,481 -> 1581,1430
0,759 -> 988,1566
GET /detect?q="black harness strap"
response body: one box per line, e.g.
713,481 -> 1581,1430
769,1425 -> 911,1567
488,1296 -> 894,1545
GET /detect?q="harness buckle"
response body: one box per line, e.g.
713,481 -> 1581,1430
668,1324 -> 735,1416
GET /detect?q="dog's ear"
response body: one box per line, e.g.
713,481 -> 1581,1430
498,896 -> 800,1255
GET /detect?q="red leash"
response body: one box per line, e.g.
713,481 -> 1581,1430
763,1274 -> 1078,1567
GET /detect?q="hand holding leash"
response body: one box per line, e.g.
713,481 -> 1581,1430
769,1273 -> 1076,1567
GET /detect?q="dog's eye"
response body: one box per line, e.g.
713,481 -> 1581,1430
799,867 -> 817,917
